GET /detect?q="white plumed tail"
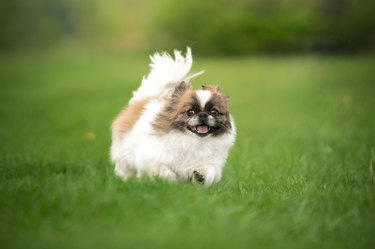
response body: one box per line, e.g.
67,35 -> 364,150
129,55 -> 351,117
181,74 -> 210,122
130,47 -> 204,103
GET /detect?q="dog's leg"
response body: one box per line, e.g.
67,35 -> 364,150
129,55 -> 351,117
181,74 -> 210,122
115,162 -> 135,181
158,166 -> 177,182
143,165 -> 177,182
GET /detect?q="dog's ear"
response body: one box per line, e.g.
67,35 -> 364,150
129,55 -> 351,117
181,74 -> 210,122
176,81 -> 188,91
201,85 -> 221,93
201,85 -> 209,90
173,81 -> 192,97
211,85 -> 221,93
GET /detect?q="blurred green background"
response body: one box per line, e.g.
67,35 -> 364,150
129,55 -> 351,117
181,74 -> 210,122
0,0 -> 374,55
1,1 -> 375,249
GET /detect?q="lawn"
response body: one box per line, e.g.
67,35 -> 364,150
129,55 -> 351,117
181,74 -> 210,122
0,47 -> 374,249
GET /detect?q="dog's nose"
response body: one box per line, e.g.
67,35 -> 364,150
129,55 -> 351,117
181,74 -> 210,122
199,113 -> 208,118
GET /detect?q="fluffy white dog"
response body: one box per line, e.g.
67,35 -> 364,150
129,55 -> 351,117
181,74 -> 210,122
110,48 -> 236,185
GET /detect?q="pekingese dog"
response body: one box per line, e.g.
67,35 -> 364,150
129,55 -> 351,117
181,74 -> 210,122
110,48 -> 236,185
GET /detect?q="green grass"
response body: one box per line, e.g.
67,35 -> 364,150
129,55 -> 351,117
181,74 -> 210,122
0,48 -> 374,249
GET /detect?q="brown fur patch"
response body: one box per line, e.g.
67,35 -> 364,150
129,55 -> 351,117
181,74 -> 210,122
201,85 -> 221,93
152,82 -> 197,134
207,92 -> 229,115
111,98 -> 151,140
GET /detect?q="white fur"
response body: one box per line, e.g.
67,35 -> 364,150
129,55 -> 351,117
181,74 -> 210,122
130,47 -> 204,103
111,48 -> 236,185
196,90 -> 213,108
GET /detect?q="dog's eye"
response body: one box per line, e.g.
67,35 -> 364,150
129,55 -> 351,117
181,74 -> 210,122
210,108 -> 219,116
187,109 -> 195,116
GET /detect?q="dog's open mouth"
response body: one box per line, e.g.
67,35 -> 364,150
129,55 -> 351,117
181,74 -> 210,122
195,125 -> 210,134
188,125 -> 211,137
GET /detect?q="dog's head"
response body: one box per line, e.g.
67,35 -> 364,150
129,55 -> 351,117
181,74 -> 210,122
153,82 -> 232,137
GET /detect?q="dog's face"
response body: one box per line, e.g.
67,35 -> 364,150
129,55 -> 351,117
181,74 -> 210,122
153,82 -> 232,137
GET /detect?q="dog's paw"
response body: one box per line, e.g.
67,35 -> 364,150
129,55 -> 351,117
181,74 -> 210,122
192,170 -> 206,185
159,166 -> 177,182
190,166 -> 216,186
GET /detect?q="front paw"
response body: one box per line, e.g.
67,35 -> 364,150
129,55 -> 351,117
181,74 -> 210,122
190,166 -> 215,186
192,170 -> 205,185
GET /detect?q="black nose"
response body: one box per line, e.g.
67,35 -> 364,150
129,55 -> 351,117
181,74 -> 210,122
198,113 -> 208,118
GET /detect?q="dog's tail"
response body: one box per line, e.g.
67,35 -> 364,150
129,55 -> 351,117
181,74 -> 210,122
130,47 -> 204,103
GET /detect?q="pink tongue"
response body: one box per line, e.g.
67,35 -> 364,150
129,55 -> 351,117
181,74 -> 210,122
196,125 -> 209,134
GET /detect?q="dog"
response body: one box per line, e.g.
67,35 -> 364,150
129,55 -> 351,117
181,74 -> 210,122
110,48 -> 236,185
